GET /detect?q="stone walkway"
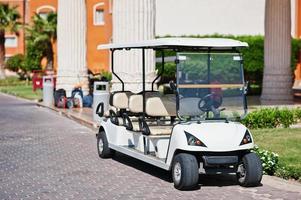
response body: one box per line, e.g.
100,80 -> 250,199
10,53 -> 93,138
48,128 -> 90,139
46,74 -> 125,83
1,93 -> 301,200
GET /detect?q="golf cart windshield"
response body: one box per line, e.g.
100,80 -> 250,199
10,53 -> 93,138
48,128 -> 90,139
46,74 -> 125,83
176,52 -> 246,120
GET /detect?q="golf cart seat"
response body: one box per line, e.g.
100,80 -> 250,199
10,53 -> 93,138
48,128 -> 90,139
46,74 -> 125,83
148,126 -> 173,135
109,91 -> 133,110
146,95 -> 177,117
128,91 -> 160,113
106,91 -> 133,126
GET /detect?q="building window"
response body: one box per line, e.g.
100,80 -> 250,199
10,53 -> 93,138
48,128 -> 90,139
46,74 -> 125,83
36,5 -> 56,14
94,2 -> 105,26
39,12 -> 48,20
5,36 -> 17,48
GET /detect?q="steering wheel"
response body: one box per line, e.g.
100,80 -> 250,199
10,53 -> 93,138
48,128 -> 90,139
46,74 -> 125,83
198,93 -> 223,112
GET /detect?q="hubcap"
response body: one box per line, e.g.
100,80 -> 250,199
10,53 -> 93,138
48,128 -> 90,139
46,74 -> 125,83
98,137 -> 104,153
173,162 -> 182,184
237,163 -> 246,182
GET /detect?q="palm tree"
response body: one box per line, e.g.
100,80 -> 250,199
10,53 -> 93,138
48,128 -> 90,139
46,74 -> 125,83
0,4 -> 21,79
26,12 -> 57,71
261,0 -> 292,104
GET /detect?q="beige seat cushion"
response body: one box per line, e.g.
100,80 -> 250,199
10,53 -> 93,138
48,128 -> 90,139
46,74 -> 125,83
131,122 -> 172,135
146,95 -> 176,117
149,126 -> 172,135
112,92 -> 132,109
128,92 -> 160,113
128,95 -> 143,113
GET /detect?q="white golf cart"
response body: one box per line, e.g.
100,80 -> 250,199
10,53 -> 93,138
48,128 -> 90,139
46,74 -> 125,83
96,38 -> 263,190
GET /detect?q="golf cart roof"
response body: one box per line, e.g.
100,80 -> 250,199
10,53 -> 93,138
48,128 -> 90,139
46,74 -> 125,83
97,37 -> 248,50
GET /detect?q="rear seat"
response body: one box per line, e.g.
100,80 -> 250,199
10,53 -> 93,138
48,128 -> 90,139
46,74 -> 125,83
146,94 -> 176,117
128,91 -> 160,113
109,91 -> 176,136
109,91 -> 133,110
145,94 -> 176,135
105,91 -> 133,125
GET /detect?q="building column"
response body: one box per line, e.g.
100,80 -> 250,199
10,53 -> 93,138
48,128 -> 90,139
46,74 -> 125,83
112,0 -> 156,92
56,0 -> 89,96
261,0 -> 292,104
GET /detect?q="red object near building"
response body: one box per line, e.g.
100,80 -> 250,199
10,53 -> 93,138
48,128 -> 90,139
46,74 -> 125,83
32,70 -> 56,91
32,70 -> 44,91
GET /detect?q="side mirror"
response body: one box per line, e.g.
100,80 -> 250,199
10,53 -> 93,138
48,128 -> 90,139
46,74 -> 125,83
96,102 -> 104,117
244,81 -> 249,95
169,81 -> 177,92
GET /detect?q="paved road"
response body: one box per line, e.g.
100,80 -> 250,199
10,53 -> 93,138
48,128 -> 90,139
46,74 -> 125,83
0,93 -> 301,200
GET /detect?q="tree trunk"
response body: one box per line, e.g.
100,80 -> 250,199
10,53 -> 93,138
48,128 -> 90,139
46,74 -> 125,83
0,29 -> 6,80
261,0 -> 293,104
45,41 -> 54,71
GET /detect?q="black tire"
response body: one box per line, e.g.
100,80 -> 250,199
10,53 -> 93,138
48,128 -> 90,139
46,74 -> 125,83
172,153 -> 199,190
97,131 -> 115,158
237,152 -> 263,187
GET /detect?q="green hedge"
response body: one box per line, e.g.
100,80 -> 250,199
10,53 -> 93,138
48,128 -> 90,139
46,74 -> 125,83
242,107 -> 301,129
276,166 -> 301,181
156,35 -> 301,91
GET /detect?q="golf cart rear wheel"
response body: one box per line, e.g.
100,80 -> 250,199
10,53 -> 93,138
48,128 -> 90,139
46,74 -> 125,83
172,153 -> 199,190
97,131 -> 115,158
237,152 -> 263,187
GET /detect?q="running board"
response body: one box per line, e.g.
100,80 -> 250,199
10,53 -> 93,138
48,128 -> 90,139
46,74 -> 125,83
109,144 -> 170,171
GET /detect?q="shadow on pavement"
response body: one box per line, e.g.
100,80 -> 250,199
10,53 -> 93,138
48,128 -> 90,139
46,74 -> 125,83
112,152 -> 256,188
113,152 -> 172,183
199,174 -> 238,187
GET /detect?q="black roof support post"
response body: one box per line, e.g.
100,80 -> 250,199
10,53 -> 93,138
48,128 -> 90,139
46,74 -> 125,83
206,48 -> 211,119
152,50 -> 165,91
111,49 -> 124,91
142,48 -> 148,155
142,48 -> 146,117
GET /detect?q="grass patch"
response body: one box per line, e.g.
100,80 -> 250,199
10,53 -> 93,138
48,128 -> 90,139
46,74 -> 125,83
0,77 -> 25,86
0,78 -> 42,100
252,128 -> 301,180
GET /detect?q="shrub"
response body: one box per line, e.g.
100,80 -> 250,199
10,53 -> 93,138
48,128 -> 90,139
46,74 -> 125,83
101,70 -> 112,81
242,108 -> 279,129
293,108 -> 301,120
275,166 -> 301,181
242,108 -> 301,129
278,108 -> 295,128
5,54 -> 24,72
252,146 -> 279,175
5,54 -> 31,80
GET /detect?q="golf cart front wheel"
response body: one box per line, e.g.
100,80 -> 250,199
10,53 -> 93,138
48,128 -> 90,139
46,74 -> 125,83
237,152 -> 263,187
172,153 -> 199,190
97,131 -> 114,158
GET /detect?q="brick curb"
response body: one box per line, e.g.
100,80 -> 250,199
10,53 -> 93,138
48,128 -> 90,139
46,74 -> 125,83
36,102 -> 98,131
262,175 -> 301,194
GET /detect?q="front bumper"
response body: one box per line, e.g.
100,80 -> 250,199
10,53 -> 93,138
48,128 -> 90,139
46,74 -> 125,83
202,155 -> 238,167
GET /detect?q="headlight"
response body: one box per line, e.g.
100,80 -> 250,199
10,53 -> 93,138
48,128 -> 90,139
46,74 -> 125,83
240,129 -> 252,145
184,131 -> 207,147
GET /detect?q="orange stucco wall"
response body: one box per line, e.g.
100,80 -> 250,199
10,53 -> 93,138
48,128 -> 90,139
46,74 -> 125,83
86,0 -> 112,74
297,0 -> 301,38
1,0 -> 25,57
